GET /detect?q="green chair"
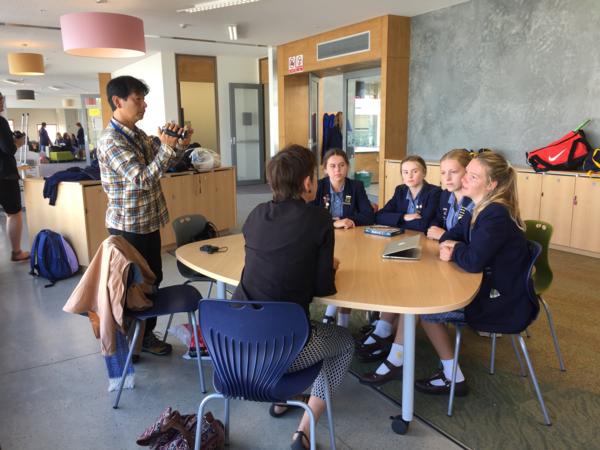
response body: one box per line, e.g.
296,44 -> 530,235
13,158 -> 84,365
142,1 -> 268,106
525,220 -> 566,371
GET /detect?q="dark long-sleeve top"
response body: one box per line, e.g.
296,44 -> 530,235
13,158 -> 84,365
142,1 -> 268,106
0,116 -> 18,179
312,177 -> 375,226
440,203 -> 539,333
232,199 -> 337,317
375,182 -> 441,232
433,190 -> 475,231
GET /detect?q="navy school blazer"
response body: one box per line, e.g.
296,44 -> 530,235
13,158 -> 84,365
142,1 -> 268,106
433,190 -> 474,230
375,182 -> 441,232
312,177 -> 376,226
440,203 -> 539,333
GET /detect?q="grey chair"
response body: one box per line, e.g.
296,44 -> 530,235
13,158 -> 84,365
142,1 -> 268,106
162,215 -> 216,345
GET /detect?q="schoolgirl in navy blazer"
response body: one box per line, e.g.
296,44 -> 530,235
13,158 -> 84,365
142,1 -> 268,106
312,177 -> 375,226
441,202 -> 539,333
376,182 -> 441,232
433,190 -> 474,230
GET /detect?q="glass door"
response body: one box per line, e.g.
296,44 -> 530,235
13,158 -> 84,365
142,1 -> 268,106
229,83 -> 265,185
343,68 -> 381,177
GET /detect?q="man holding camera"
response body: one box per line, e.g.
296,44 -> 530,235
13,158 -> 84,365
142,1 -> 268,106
97,76 -> 193,357
0,92 -> 29,262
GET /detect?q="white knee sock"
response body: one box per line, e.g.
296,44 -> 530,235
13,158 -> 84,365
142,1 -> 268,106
323,305 -> 338,323
337,312 -> 350,328
363,319 -> 392,345
430,359 -> 465,386
375,343 -> 403,375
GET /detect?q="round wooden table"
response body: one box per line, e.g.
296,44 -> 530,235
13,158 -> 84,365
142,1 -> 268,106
176,227 -> 481,429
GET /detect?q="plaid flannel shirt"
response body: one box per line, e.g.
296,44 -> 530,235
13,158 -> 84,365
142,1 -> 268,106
97,119 -> 175,234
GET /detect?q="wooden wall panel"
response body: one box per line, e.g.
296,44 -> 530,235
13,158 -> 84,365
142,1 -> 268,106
98,73 -> 112,129
176,55 -> 216,83
259,57 -> 269,84
281,73 -> 309,148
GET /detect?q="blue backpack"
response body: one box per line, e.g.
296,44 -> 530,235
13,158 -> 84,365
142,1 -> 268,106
29,229 -> 79,287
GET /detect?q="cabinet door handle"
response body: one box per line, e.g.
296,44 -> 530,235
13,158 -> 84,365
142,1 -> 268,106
573,195 -> 577,206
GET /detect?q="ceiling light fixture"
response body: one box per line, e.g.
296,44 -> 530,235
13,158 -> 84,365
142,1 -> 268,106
62,98 -> 75,107
228,25 -> 238,41
16,89 -> 35,101
47,85 -> 62,91
8,53 -> 45,76
178,0 -> 260,13
60,12 -> 146,58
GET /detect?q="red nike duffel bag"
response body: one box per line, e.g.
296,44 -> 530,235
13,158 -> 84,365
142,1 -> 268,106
527,129 -> 592,172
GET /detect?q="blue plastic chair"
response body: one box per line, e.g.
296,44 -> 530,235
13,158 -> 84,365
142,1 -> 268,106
113,284 -> 207,409
193,300 -> 336,450
447,240 -> 551,425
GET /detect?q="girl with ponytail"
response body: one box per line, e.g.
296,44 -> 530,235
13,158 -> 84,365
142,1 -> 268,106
414,151 -> 539,396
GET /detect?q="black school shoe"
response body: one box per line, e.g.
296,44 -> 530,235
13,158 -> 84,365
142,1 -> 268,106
415,370 -> 469,397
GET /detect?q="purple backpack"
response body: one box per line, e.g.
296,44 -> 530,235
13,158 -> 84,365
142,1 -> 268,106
29,229 -> 79,287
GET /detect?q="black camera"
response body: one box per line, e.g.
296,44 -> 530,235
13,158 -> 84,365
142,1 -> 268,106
160,126 -> 187,139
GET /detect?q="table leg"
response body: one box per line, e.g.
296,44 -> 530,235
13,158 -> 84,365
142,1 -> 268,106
402,313 -> 416,422
216,280 -> 226,299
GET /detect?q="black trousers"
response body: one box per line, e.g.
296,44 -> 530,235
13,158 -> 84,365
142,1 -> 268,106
108,228 -> 162,335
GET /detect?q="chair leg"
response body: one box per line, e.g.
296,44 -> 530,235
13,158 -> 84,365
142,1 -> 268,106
113,320 -> 141,409
517,336 -> 552,425
540,296 -> 566,371
194,393 -> 225,450
207,281 -> 213,298
489,333 -> 497,375
510,335 -> 527,377
448,326 -> 462,417
224,397 -> 230,445
162,314 -> 175,343
323,374 -> 336,450
289,400 -> 317,450
188,311 -> 206,394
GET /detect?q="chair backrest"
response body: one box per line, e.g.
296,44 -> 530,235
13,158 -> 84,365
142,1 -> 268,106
199,300 -> 311,402
525,220 -> 554,294
525,240 -> 542,320
172,214 -> 212,247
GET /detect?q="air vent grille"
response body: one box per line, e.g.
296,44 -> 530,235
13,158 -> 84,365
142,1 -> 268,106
317,31 -> 370,61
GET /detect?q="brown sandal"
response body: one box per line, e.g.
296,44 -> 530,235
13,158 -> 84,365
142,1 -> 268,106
291,430 -> 310,450
269,393 -> 310,418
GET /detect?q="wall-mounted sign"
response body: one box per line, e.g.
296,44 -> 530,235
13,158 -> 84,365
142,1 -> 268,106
288,54 -> 304,73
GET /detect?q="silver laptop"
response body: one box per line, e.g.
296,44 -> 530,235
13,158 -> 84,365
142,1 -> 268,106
382,234 -> 422,260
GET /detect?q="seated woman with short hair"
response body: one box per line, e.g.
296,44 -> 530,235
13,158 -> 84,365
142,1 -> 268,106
233,144 -> 354,450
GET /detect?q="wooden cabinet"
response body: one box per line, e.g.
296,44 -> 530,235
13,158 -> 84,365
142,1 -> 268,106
24,168 -> 237,265
570,177 -> 600,253
384,160 -> 402,204
539,174 -> 575,246
517,172 -> 542,221
426,164 -> 441,187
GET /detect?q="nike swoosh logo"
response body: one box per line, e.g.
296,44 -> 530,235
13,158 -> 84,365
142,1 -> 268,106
548,149 -> 566,162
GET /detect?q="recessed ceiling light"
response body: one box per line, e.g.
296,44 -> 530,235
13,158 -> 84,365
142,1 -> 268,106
178,0 -> 260,13
228,24 -> 238,41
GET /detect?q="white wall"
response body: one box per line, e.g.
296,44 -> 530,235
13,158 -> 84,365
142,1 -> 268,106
2,96 -> 83,109
112,52 -> 172,135
216,55 -> 259,166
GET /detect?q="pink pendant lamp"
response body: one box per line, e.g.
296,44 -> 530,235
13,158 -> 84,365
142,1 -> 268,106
60,12 -> 146,58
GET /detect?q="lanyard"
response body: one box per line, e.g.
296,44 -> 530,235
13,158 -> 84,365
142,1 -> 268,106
110,119 -> 148,162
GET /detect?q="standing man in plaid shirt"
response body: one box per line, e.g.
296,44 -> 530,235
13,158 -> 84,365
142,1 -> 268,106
97,75 -> 193,357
